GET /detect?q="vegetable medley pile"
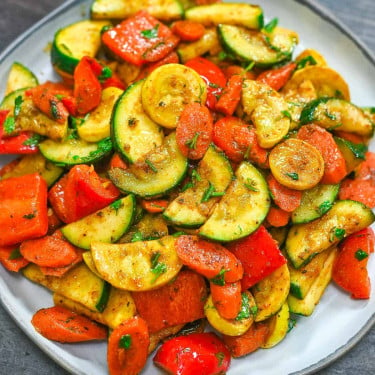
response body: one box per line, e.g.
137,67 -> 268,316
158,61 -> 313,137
1,0 -> 375,374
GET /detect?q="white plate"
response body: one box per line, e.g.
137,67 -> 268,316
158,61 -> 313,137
0,0 -> 374,374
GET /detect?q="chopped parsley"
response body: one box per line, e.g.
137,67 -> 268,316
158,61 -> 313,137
201,182 -> 225,202
185,132 -> 200,150
3,116 -> 16,134
317,201 -> 332,216
244,178 -> 259,192
128,117 -> 137,127
263,17 -> 278,33
22,134 -> 43,147
215,352 -> 225,367
281,110 -> 292,120
345,141 -> 367,159
324,111 -> 337,121
14,95 -> 24,117
50,100 -> 60,119
287,317 -> 297,333
181,181 -> 194,192
244,61 -> 255,72
236,292 -> 256,321
329,227 -> 346,242
23,212 -> 36,219
355,249 -> 368,261
218,51 -> 228,61
141,24 -> 159,39
191,169 -> 201,182
98,66 -> 112,82
286,172 -> 299,181
119,334 -> 132,349
110,200 -> 123,213
131,231 -> 144,242
145,159 -> 158,173
150,252 -> 167,283
210,268 -> 227,286
8,247 -> 22,260
296,55 -> 317,70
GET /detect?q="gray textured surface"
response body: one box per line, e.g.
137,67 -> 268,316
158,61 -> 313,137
0,0 -> 374,374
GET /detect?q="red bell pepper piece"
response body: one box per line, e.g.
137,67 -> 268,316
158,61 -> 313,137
48,165 -> 120,224
215,74 -> 244,116
332,227 -> 375,299
0,245 -> 29,272
154,332 -> 231,375
0,173 -> 48,246
227,225 -> 287,290
101,11 -> 179,66
185,57 -> 227,110
256,62 -> 297,91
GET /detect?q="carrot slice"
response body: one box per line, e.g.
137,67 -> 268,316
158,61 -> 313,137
176,102 -> 213,160
171,20 -> 205,41
107,316 -> 149,375
267,174 -> 302,212
297,124 -> 347,184
266,206 -> 291,227
210,281 -> 242,320
39,249 -> 84,277
109,153 -> 128,170
176,235 -> 243,283
140,199 -> 169,213
215,74 -> 244,116
256,62 -> 297,91
0,245 -> 29,272
31,305 -> 107,342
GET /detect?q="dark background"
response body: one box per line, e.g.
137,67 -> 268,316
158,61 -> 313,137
0,0 -> 374,374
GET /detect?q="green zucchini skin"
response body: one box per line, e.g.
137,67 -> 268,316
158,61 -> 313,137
199,161 -> 270,242
334,136 -> 367,173
300,97 -> 374,136
39,137 -> 113,166
111,80 -> 164,164
5,62 -> 38,94
109,132 -> 188,198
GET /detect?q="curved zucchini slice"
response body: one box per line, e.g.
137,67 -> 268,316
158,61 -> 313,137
334,136 -> 367,174
185,3 -> 264,29
23,263 -> 110,312
112,80 -> 164,163
142,64 -> 207,129
39,136 -> 112,166
5,62 -> 38,95
51,20 -> 111,74
163,145 -> 233,228
288,247 -> 338,316
291,184 -> 339,224
286,200 -> 375,269
300,97 -> 374,136
199,161 -> 270,242
78,87 -> 123,143
0,153 -> 63,187
0,87 -> 28,111
252,264 -> 290,322
91,0 -> 183,21
109,132 -> 188,198
61,195 -> 135,250
91,236 -> 183,291
218,25 -> 297,67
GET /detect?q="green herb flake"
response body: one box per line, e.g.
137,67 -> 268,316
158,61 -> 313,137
355,249 -> 369,261
110,200 -> 123,213
55,94 -> 65,101
145,159 -> 158,173
181,181 -> 194,192
23,212 -> 36,219
287,317 -> 297,333
286,172 -> 299,181
3,116 -> 16,134
150,251 -> 167,283
119,334 -> 132,349
191,169 -> 201,182
236,293 -> 251,321
50,100 -> 60,119
317,201 -> 332,215
218,51 -> 228,61
172,231 -> 185,237
296,55 -> 317,70
330,227 -> 346,242
335,89 -> 344,99
128,117 -> 137,127
346,141 -> 367,160
263,17 -> 278,33
324,111 -> 337,121
98,66 -> 112,82
244,178 -> 259,192
244,61 -> 255,72
210,268 -> 227,286
131,232 -> 144,242
215,352 -> 225,367
8,247 -> 22,260
185,132 -> 200,150
22,134 -> 43,147
141,24 -> 159,39
281,110 -> 292,120
14,95 -> 24,117
201,182 -> 225,203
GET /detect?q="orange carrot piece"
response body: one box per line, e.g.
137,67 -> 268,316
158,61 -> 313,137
256,62 -> 297,91
267,174 -> 302,212
47,207 -> 63,234
222,322 -> 270,357
222,65 -> 256,80
176,235 -> 243,283
140,199 -> 169,213
31,305 -> 107,343
210,281 -> 242,320
20,230 -> 80,268
266,206 -> 291,227
171,20 -> 205,41
107,316 -> 150,375
0,245 -> 29,272
39,249 -> 84,277
131,270 -> 207,333
176,102 -> 213,160
109,153 -> 128,170
215,74 -> 243,116
297,124 -> 347,184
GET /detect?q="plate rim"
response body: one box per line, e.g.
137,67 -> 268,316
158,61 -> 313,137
0,1 -> 374,374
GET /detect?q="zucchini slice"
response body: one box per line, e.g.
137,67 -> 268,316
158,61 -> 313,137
112,80 -> 164,163
252,264 -> 290,322
289,247 -> 334,300
78,87 -> 123,143
288,247 -> 338,316
300,97 -> 374,136
51,19 -> 111,75
142,64 -> 207,129
163,145 -> 233,228
91,236 -> 183,291
286,200 -> 375,269
23,263 -> 110,312
5,62 -> 38,95
199,161 -> 270,242
291,184 -> 339,224
0,153 -> 63,187
109,132 -> 188,198
61,195 -> 136,250
54,287 -> 137,329
334,136 -> 367,174
39,136 -> 112,166
91,0 -> 184,21
218,25 -> 297,67
185,3 -> 264,29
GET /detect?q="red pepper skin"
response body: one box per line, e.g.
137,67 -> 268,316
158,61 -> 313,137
48,165 -> 120,223
256,62 -> 297,91
101,11 -> 179,66
227,225 -> 287,290
0,245 -> 29,272
0,173 -> 48,246
153,332 -> 231,375
185,57 -> 227,110
332,228 -> 375,299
